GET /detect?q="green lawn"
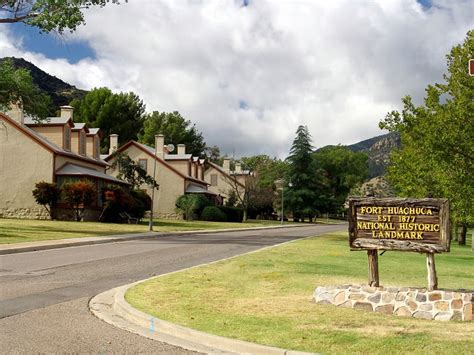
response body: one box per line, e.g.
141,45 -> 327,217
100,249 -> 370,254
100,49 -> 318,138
0,218 -> 316,244
126,231 -> 474,354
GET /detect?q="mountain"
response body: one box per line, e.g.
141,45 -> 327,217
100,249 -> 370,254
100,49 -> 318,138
315,132 -> 400,178
347,132 -> 401,178
1,57 -> 87,110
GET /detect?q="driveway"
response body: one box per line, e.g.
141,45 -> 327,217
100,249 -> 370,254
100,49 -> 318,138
0,224 -> 345,353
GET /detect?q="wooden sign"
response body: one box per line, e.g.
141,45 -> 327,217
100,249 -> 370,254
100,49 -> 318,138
349,198 -> 450,254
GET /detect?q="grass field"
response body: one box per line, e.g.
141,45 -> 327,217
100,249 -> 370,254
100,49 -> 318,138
126,231 -> 474,354
0,218 -> 311,244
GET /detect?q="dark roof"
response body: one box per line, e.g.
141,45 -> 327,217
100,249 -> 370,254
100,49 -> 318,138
56,163 -> 129,185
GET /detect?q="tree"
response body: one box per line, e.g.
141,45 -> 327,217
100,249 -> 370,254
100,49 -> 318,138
0,58 -> 53,120
285,125 -> 329,221
380,30 -> 474,245
241,155 -> 288,189
313,146 -> 368,213
175,194 -> 212,221
32,181 -> 60,219
202,145 -> 221,163
139,111 -> 206,157
110,152 -> 158,190
70,87 -> 146,152
0,0 -> 123,33
240,155 -> 288,219
220,167 -> 257,222
62,181 -> 96,221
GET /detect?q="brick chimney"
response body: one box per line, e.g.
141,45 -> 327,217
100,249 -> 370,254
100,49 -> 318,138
223,158 -> 230,173
155,134 -> 165,158
109,134 -> 118,155
6,101 -> 24,124
177,144 -> 186,155
60,105 -> 74,120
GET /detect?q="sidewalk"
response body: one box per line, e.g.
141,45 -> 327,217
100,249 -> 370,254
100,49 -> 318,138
0,224 -> 317,255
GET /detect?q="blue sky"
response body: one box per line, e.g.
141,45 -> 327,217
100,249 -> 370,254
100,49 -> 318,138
11,23 -> 95,63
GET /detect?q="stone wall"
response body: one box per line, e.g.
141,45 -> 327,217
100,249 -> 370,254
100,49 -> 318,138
0,207 -> 50,220
313,284 -> 473,321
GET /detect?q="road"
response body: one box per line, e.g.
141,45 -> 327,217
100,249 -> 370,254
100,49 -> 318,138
0,224 -> 345,353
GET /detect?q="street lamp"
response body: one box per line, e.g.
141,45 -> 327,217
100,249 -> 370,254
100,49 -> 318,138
275,179 -> 292,225
148,146 -> 158,231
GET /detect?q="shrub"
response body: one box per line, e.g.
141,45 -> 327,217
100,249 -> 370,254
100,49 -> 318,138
32,181 -> 60,219
176,194 -> 213,220
201,206 -> 227,222
100,186 -> 134,223
218,206 -> 244,222
129,189 -> 152,220
62,181 -> 96,221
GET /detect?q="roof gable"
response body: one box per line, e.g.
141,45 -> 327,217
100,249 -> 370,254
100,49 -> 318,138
0,113 -> 106,167
105,140 -> 208,185
206,161 -> 245,188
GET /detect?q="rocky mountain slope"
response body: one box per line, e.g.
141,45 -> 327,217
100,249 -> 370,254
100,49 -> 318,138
347,132 -> 401,178
1,57 -> 87,110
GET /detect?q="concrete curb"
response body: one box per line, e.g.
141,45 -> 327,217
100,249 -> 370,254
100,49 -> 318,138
90,281 -> 314,355
88,229 -> 337,354
0,223 -> 325,255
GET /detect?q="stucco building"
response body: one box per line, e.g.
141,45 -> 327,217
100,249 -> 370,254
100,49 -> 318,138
105,134 -> 220,218
0,106 -> 125,220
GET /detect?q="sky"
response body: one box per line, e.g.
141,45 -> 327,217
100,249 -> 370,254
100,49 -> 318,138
1,0 -> 472,158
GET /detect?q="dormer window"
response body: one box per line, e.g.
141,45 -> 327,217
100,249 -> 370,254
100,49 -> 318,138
64,126 -> 71,151
79,131 -> 86,155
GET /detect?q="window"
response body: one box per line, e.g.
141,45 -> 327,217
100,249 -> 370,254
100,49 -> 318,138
138,159 -> 147,171
64,126 -> 71,151
211,174 -> 218,186
79,131 -> 86,155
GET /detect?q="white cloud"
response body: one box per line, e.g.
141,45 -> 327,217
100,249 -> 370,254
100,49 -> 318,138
2,0 -> 472,157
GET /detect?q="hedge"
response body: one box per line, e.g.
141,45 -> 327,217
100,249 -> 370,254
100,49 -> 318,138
201,206 -> 227,222
218,206 -> 244,223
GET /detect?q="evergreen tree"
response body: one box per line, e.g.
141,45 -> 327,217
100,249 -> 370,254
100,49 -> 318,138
285,125 -> 328,221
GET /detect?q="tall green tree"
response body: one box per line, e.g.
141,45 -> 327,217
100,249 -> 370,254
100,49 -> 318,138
70,87 -> 146,152
241,155 -> 288,189
0,58 -> 53,119
285,125 -> 329,221
380,30 -> 474,245
313,146 -> 368,213
139,111 -> 206,157
0,0 -> 123,33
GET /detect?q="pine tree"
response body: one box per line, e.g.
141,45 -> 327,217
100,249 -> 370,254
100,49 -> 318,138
285,125 -> 328,221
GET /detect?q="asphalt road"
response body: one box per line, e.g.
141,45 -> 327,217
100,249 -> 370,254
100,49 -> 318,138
0,224 -> 345,353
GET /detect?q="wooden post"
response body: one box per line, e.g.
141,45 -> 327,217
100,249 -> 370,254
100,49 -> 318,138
367,250 -> 379,287
426,253 -> 438,291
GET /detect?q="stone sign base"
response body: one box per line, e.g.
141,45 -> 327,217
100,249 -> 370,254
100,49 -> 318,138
313,284 -> 473,321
